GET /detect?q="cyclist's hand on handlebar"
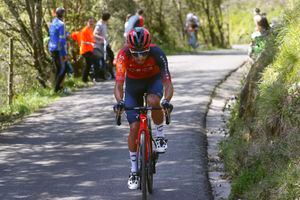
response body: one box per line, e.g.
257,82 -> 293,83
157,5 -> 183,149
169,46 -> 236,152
161,99 -> 173,112
113,100 -> 125,112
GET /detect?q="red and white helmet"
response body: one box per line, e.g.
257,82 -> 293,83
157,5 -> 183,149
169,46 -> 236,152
127,27 -> 151,51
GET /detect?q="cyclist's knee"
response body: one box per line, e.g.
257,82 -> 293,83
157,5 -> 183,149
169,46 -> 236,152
147,94 -> 160,106
129,122 -> 139,136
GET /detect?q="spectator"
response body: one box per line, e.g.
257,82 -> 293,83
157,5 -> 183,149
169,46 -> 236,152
253,8 -> 261,28
123,13 -> 133,38
48,7 -> 68,93
93,12 -> 114,79
124,9 -> 144,39
248,15 -> 270,60
185,13 -> 200,48
79,17 -> 99,83
71,31 -> 81,46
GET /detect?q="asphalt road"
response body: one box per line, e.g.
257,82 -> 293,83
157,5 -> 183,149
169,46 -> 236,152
0,49 -> 247,200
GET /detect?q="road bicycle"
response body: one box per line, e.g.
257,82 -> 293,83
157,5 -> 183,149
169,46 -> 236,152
114,94 -> 171,200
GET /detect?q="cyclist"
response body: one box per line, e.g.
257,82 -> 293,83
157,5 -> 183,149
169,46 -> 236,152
114,27 -> 174,190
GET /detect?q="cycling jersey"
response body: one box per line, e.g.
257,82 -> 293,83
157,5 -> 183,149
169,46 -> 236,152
115,44 -> 171,83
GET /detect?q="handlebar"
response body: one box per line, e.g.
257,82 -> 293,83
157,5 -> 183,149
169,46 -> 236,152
114,106 -> 172,126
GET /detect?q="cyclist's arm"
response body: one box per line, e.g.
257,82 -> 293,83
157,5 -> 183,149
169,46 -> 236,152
114,82 -> 124,102
114,48 -> 127,101
151,45 -> 173,101
163,80 -> 173,102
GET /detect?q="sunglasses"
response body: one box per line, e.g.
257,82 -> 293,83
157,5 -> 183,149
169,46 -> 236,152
129,49 -> 150,57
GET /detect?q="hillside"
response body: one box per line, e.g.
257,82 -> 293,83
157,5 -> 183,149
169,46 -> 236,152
221,2 -> 300,199
229,0 -> 286,44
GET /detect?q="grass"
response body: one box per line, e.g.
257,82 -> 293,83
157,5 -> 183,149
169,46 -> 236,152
230,160 -> 267,199
0,76 -> 87,130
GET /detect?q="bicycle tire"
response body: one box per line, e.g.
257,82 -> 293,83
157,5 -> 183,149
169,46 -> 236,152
147,119 -> 154,193
104,70 -> 112,80
147,146 -> 154,194
140,133 -> 147,200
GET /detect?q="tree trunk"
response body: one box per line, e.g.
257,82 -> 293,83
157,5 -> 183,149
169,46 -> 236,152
213,0 -> 227,47
202,0 -> 217,46
3,0 -> 50,87
172,0 -> 185,40
25,0 -> 50,85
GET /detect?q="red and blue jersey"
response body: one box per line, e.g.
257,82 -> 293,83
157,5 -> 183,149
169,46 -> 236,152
115,44 -> 171,84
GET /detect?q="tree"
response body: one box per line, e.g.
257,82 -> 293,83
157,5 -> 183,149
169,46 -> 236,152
1,0 -> 50,87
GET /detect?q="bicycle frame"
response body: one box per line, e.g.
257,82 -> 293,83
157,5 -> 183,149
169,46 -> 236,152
134,102 -> 155,199
136,111 -> 152,164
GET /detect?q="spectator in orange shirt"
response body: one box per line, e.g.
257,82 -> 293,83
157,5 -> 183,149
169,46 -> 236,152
71,31 -> 81,46
80,17 -> 99,82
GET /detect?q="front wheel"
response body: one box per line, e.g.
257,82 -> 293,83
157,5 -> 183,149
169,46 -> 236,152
147,150 -> 154,194
140,133 -> 147,200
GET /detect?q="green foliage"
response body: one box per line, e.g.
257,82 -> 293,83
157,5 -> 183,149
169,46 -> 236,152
221,2 -> 300,199
0,76 -> 85,130
258,10 -> 300,134
0,87 -> 57,129
230,161 -> 267,199
229,0 -> 285,44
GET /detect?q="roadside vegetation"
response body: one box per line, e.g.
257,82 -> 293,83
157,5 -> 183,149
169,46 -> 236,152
0,77 -> 87,130
221,3 -> 300,199
229,0 -> 285,44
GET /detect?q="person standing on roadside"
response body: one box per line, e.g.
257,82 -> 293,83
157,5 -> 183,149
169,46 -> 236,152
123,14 -> 133,38
124,9 -> 144,39
93,12 -> 114,77
248,14 -> 271,61
185,12 -> 200,49
80,17 -> 98,83
253,8 -> 262,29
48,7 -> 68,93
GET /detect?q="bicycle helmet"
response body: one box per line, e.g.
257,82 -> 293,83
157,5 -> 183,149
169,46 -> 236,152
127,27 -> 151,51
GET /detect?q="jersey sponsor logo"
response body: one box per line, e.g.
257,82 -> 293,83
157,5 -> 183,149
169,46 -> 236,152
127,65 -> 155,73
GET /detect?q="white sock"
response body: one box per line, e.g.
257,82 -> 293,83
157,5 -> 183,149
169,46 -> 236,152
129,151 -> 137,173
153,123 -> 164,138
